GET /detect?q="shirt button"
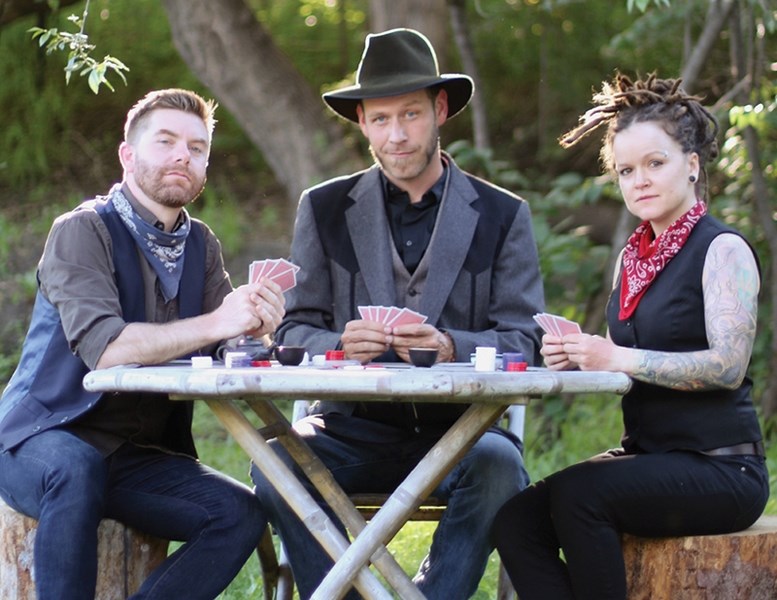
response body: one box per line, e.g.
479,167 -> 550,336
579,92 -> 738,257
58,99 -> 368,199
406,240 -> 413,247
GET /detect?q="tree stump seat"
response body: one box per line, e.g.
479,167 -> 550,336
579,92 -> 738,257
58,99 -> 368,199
623,515 -> 777,599
0,498 -> 169,600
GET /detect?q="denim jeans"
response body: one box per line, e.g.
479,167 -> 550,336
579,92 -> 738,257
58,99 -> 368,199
251,415 -> 529,600
493,449 -> 769,600
0,430 -> 266,600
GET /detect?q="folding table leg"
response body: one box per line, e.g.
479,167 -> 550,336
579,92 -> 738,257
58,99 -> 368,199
246,398 -> 425,600
311,401 -> 510,600
204,399 -> 393,600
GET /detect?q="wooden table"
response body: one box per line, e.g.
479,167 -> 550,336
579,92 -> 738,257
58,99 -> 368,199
83,362 -> 631,600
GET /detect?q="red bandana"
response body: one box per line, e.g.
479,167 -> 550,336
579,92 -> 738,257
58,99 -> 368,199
619,201 -> 707,320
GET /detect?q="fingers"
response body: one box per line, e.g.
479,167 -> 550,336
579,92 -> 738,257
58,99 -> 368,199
341,319 -> 392,363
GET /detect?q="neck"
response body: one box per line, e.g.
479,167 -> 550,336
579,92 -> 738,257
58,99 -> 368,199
385,154 -> 444,204
124,177 -> 180,232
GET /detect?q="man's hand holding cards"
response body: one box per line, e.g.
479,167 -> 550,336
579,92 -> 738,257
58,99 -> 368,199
249,258 -> 300,292
533,312 -> 582,337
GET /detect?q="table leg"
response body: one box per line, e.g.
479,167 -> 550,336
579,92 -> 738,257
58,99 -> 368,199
311,401 -> 512,600
245,398 -> 425,600
203,399 -> 393,600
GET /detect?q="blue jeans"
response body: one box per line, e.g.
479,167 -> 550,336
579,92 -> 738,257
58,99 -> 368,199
251,415 -> 529,600
0,430 -> 266,600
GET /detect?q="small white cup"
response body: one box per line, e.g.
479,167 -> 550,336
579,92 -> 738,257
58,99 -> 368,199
474,346 -> 497,371
191,356 -> 213,369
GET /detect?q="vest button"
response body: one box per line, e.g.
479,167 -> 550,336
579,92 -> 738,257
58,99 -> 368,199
408,289 -> 418,297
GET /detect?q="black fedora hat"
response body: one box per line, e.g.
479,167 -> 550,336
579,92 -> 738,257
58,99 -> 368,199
323,28 -> 474,123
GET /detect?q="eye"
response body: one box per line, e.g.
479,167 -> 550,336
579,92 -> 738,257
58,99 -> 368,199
190,145 -> 206,155
648,159 -> 664,168
617,167 -> 632,177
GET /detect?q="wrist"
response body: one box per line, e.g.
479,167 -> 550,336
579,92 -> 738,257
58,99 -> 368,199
438,329 -> 456,362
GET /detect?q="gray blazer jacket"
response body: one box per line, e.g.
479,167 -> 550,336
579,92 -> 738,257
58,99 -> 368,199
276,157 -> 544,433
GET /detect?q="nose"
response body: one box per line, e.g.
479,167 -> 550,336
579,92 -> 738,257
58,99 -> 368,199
388,119 -> 407,144
634,168 -> 650,188
173,141 -> 191,164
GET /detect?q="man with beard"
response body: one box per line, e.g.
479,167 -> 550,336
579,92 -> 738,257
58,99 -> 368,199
251,29 -> 544,599
0,89 -> 285,599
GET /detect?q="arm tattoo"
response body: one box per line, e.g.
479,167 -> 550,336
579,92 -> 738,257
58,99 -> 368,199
632,235 -> 758,391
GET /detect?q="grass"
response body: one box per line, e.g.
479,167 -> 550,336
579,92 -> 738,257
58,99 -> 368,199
189,394 -> 777,599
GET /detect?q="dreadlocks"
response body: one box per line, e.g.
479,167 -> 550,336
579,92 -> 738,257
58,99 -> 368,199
560,73 -> 719,197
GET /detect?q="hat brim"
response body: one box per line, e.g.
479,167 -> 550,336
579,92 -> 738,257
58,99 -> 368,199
323,75 -> 474,123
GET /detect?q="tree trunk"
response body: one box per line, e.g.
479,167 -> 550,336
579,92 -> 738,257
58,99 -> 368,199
448,0 -> 490,151
368,0 -> 449,66
680,0 -> 736,92
160,0 -> 363,212
623,516 -> 777,599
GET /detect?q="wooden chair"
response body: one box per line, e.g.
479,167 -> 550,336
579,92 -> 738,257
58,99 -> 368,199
256,401 -> 523,600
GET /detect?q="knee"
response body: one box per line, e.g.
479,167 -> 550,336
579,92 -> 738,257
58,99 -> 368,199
220,484 -> 267,541
492,488 -> 532,542
461,434 -> 529,497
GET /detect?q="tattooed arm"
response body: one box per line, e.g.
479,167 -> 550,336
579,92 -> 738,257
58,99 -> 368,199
628,233 -> 759,390
548,234 -> 759,391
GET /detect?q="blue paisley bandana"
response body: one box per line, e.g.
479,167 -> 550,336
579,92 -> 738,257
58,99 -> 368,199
109,184 -> 190,302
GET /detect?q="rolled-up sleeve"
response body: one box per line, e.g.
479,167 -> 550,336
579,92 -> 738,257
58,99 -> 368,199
38,208 -> 126,370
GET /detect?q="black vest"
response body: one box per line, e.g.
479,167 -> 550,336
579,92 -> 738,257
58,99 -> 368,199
607,216 -> 762,453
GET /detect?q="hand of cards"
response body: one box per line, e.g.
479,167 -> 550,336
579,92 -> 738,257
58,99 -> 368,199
249,258 -> 300,292
358,305 -> 428,327
533,312 -> 582,336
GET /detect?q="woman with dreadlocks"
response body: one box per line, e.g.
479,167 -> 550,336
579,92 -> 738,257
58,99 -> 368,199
492,72 -> 768,600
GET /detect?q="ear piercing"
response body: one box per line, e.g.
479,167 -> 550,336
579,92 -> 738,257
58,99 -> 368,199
689,175 -> 697,183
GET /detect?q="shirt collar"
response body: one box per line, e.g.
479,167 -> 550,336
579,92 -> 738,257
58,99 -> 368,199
381,162 -> 448,205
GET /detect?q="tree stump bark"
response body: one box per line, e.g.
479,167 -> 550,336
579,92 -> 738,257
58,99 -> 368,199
623,515 -> 777,599
0,500 -> 169,599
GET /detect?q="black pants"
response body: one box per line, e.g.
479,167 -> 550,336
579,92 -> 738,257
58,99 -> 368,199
492,449 -> 769,600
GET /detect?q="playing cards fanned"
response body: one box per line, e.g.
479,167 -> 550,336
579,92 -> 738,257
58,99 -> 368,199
533,312 -> 582,336
357,305 -> 428,326
249,258 -> 300,292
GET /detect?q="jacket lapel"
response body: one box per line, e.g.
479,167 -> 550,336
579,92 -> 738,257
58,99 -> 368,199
346,167 -> 397,306
420,164 -> 478,324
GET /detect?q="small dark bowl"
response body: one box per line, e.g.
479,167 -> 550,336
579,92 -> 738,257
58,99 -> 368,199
409,347 -> 438,368
274,345 -> 306,366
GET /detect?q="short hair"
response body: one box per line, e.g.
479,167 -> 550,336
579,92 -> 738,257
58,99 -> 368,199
124,88 -> 218,144
560,73 -> 719,177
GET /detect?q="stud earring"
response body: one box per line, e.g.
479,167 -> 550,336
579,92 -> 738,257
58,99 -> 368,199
689,175 -> 697,183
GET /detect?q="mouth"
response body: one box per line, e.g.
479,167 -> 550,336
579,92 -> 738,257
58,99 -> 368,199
165,171 -> 191,182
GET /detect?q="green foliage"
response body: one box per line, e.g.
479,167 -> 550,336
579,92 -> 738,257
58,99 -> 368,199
28,4 -> 128,93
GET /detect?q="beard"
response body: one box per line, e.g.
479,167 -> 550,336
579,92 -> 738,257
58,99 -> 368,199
133,156 -> 206,209
370,124 -> 440,183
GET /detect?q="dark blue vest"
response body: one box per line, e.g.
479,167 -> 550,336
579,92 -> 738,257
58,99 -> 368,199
0,198 -> 206,452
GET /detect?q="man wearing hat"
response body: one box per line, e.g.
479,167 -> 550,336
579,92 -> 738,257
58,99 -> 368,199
252,28 -> 544,599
